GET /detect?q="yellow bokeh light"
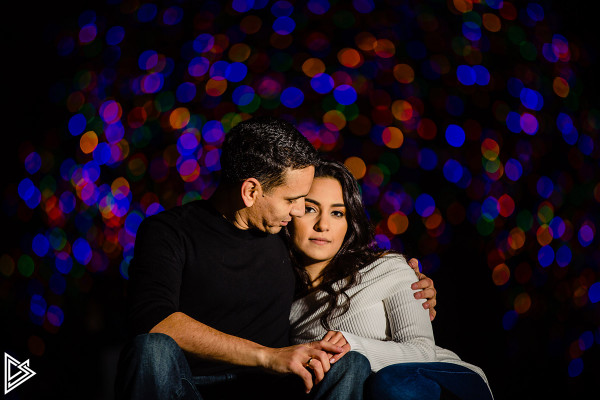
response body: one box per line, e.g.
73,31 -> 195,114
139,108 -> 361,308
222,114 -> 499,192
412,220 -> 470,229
323,110 -> 347,131
382,127 -> 404,149
344,156 -> 366,180
391,100 -> 413,121
337,48 -> 363,68
170,107 -> 191,130
111,177 -> 130,198
453,0 -> 473,13
514,292 -> 531,314
482,13 -> 501,32
492,263 -> 510,286
205,79 -> 228,97
553,77 -> 570,98
229,43 -> 251,62
355,32 -> 376,51
393,64 -> 415,84
388,212 -> 409,234
374,39 -> 395,58
302,58 -> 326,77
508,227 -> 526,250
80,131 -> 98,154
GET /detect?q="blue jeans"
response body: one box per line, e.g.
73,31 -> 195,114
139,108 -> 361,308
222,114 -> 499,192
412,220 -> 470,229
115,333 -> 371,400
366,362 -> 493,400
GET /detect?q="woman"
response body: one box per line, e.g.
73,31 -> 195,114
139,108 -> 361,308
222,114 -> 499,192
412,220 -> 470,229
286,159 -> 493,400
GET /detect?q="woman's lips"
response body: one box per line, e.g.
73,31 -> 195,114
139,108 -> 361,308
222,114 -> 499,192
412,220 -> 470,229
309,238 -> 330,245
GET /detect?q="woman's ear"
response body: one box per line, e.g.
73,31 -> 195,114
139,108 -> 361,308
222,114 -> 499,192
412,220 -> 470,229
240,178 -> 262,207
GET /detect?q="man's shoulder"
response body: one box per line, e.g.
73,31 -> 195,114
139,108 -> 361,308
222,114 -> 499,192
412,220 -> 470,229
139,200 -> 208,232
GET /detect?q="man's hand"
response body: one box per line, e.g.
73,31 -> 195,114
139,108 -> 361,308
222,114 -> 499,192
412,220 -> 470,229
408,258 -> 437,321
260,340 -> 345,393
321,330 -> 351,364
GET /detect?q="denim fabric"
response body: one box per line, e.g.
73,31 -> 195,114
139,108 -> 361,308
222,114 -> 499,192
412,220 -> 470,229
309,351 -> 371,400
115,333 -> 372,400
366,362 -> 493,400
115,333 -> 203,400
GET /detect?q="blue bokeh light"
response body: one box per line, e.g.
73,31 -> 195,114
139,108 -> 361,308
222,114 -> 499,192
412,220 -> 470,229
589,282 -> 600,303
32,234 -> 50,257
73,238 -> 92,265
311,73 -> 334,94
280,87 -> 304,108
68,113 -> 87,136
456,65 -> 476,85
333,85 -> 357,105
538,245 -> 555,267
505,159 -> 523,181
445,124 -> 465,147
232,85 -> 256,106
443,159 -> 463,183
273,16 -> 296,35
415,193 -> 435,217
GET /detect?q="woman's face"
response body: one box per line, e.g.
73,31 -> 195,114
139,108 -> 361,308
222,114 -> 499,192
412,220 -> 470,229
291,177 -> 348,267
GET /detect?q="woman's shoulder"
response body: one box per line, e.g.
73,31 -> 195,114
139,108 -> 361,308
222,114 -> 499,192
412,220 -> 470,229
359,253 -> 413,282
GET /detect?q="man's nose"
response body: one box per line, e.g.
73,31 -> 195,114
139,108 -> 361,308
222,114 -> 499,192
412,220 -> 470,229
290,198 -> 305,217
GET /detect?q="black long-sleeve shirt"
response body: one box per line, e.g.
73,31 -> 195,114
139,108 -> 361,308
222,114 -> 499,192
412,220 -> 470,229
126,200 -> 295,375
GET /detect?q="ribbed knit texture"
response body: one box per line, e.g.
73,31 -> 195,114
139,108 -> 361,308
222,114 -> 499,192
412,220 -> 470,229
290,254 -> 490,391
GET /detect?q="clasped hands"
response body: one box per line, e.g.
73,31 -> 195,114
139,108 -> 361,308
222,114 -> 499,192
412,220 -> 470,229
261,330 -> 350,393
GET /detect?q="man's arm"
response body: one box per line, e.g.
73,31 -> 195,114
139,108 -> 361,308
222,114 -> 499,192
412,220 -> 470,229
407,258 -> 437,321
150,312 -> 345,393
129,217 -> 342,393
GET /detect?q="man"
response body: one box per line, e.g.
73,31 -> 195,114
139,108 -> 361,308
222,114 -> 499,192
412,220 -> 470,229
115,117 -> 436,399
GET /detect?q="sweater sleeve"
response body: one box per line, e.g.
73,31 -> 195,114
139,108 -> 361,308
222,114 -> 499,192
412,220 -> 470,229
126,215 -> 185,337
339,256 -> 437,371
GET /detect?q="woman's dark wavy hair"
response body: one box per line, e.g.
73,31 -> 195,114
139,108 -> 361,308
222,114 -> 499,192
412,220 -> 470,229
220,116 -> 318,192
284,158 -> 386,331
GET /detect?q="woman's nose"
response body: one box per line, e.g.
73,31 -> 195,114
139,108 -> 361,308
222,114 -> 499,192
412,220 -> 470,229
314,216 -> 329,231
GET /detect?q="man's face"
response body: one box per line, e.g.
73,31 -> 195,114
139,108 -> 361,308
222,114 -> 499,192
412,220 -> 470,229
247,166 -> 315,234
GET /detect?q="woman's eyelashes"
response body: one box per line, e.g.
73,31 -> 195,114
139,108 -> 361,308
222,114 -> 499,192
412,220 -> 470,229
305,205 -> 317,214
304,205 -> 345,218
331,210 -> 345,218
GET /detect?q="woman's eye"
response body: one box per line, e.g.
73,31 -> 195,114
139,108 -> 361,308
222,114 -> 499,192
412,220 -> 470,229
332,211 -> 345,217
305,206 -> 316,213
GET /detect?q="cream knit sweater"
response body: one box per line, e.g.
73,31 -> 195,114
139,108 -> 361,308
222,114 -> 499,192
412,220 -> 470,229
289,254 -> 490,391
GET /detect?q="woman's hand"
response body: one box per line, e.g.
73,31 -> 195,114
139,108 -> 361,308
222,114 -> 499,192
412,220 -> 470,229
408,258 -> 437,321
321,330 -> 351,363
259,340 -> 344,393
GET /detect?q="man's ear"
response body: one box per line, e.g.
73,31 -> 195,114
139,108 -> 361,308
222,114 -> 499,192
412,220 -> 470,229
240,178 -> 262,207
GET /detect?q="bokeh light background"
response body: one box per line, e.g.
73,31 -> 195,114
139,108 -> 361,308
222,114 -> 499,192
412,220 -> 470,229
2,0 -> 599,398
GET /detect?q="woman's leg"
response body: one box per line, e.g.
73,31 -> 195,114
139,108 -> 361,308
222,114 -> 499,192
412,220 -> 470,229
367,362 -> 492,400
310,351 -> 372,400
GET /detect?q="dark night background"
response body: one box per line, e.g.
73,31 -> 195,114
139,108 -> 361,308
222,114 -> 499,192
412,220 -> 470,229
2,1 -> 599,399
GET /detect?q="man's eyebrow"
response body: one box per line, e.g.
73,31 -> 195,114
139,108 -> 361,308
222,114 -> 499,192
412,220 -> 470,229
285,194 -> 309,201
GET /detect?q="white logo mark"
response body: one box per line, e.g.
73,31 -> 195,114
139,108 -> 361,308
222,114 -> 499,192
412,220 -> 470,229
4,352 -> 36,394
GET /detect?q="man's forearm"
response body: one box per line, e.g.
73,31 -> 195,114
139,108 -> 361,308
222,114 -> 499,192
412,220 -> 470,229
150,311 -> 348,393
149,311 -> 268,368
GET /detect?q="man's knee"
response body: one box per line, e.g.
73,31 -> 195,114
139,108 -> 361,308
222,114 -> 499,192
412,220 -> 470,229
116,333 -> 194,400
130,333 -> 183,367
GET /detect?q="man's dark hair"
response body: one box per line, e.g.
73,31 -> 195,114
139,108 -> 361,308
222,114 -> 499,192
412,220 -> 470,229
220,116 -> 318,191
